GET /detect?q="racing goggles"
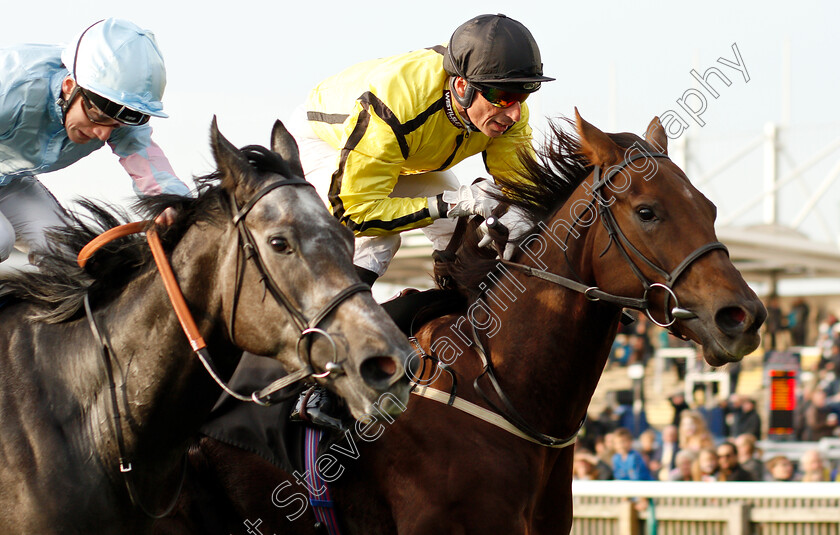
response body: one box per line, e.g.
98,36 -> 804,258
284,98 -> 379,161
80,88 -> 150,126
473,84 -> 535,109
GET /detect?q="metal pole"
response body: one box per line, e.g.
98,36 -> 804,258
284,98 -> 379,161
763,122 -> 779,225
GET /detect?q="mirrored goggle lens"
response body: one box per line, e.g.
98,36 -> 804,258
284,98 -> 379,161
83,90 -> 150,126
476,85 -> 532,108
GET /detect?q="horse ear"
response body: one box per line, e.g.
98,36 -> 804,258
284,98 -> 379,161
210,116 -> 254,198
270,120 -> 305,178
644,116 -> 668,155
574,108 -> 621,166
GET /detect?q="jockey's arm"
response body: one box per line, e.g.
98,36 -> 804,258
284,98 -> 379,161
331,110 -> 436,237
108,125 -> 191,198
108,125 -> 191,224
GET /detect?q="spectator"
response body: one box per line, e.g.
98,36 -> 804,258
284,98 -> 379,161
817,344 -> 840,397
816,356 -> 840,397
816,312 -> 838,365
804,389 -> 838,441
679,410 -> 715,452
765,455 -> 797,481
596,404 -> 620,435
764,296 -> 784,350
728,361 -> 743,398
700,396 -> 728,439
610,318 -> 637,367
668,450 -> 697,481
715,441 -> 753,481
638,429 -> 659,474
628,315 -> 654,366
693,447 -> 719,482
594,432 -> 616,473
669,392 -> 690,426
799,449 -> 832,482
656,425 -> 681,480
735,433 -> 765,482
789,298 -> 810,347
574,443 -> 612,480
730,395 -> 762,438
573,447 -> 601,481
611,427 -> 653,481
794,388 -> 814,441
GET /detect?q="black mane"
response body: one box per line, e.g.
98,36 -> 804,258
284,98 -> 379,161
0,142 -> 284,323
441,118 -> 653,293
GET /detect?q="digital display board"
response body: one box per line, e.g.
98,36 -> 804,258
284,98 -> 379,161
768,369 -> 796,436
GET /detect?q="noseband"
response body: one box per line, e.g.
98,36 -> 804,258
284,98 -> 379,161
588,150 -> 728,327
501,150 -> 728,330
225,178 -> 369,404
76,169 -> 370,518
459,150 -> 727,448
78,176 -> 369,407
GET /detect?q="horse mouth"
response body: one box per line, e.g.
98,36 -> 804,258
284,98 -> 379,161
334,354 -> 411,421
679,301 -> 765,367
698,333 -> 758,367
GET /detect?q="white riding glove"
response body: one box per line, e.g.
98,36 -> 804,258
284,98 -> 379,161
477,204 -> 532,260
439,180 -> 501,219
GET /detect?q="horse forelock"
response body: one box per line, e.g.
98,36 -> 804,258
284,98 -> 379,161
239,145 -> 297,180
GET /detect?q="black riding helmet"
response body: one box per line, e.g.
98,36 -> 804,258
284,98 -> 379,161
443,14 -> 554,108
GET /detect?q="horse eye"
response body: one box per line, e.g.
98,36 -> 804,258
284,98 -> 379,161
637,207 -> 657,222
269,236 -> 292,254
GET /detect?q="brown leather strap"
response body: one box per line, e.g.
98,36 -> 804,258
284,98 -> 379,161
146,228 -> 207,352
77,221 -> 149,268
77,222 -> 207,352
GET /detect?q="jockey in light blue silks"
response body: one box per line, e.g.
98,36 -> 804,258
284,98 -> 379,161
0,18 -> 190,263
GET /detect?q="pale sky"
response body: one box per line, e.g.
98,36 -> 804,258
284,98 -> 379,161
4,1 -> 840,240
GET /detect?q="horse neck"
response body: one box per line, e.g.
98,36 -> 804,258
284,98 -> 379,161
89,222 -> 240,468
479,188 -> 620,435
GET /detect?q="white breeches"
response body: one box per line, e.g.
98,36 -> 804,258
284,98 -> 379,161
0,176 -> 68,263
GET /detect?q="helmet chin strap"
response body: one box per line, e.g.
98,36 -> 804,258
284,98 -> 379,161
449,77 -> 479,132
57,83 -> 81,126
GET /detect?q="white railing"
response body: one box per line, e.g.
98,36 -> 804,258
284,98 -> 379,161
572,480 -> 840,535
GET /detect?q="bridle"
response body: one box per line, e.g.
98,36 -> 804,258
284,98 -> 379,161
417,149 -> 728,449
79,176 -> 368,406
223,177 -> 369,404
77,173 -> 368,517
586,150 -> 729,327
500,149 -> 728,329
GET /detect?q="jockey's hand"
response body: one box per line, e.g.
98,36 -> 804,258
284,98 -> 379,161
154,207 -> 177,226
441,179 -> 501,219
477,205 -> 531,260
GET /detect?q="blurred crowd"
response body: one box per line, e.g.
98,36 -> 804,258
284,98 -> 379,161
576,295 -> 840,483
574,415 -> 839,482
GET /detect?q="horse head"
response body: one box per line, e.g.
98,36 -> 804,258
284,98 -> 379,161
572,109 -> 766,366
205,118 -> 412,418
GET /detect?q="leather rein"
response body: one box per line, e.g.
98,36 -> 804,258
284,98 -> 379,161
499,150 -> 728,328
416,150 -> 727,449
76,178 -> 367,517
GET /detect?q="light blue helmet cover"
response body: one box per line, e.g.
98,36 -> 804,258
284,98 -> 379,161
61,19 -> 168,118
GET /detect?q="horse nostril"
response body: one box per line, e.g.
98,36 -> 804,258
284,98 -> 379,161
716,306 -> 747,333
360,356 -> 400,387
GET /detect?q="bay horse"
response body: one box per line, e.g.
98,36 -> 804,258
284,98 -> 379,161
0,119 -> 413,534
154,110 -> 766,535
